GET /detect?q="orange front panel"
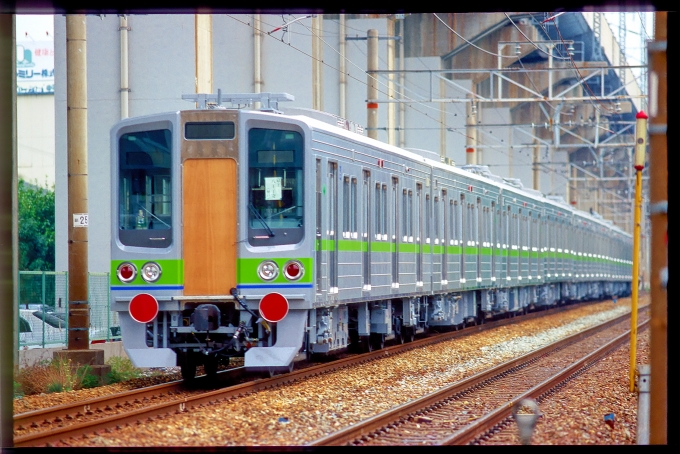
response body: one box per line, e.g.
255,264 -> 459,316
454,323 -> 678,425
183,158 -> 237,295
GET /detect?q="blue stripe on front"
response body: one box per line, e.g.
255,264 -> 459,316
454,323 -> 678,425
237,284 -> 313,289
110,285 -> 184,291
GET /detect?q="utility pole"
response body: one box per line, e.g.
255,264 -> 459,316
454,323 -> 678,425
54,15 -> 110,381
647,10 -> 667,445
1,13 -> 16,449
367,29 -> 379,140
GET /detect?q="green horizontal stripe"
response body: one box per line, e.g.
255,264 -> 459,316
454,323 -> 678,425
110,259 -> 183,286
238,257 -> 313,284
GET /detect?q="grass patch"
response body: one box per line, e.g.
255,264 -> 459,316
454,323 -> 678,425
105,356 -> 143,384
13,355 -> 145,396
14,358 -> 89,395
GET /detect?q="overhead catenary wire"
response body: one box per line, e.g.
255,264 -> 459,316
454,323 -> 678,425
225,13 -> 632,189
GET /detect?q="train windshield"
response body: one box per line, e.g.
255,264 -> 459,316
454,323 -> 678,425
118,128 -> 172,248
248,128 -> 304,246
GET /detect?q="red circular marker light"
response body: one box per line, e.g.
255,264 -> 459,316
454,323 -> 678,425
117,262 -> 137,283
283,260 -> 304,280
258,292 -> 289,323
129,293 -> 159,324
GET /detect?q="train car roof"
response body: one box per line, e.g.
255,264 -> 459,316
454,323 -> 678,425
113,104 -> 631,240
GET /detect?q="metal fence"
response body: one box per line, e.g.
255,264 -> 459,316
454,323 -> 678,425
18,271 -> 119,349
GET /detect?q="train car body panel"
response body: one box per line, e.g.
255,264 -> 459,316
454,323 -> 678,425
182,158 -> 238,295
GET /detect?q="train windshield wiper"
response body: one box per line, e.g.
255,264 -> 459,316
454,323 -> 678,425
248,203 -> 275,237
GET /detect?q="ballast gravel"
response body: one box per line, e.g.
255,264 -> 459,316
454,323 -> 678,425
14,295 -> 651,446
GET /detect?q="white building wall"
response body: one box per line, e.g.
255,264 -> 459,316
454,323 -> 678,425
17,94 -> 55,188
51,14 -> 498,274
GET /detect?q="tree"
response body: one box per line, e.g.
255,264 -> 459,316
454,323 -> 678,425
18,179 -> 55,271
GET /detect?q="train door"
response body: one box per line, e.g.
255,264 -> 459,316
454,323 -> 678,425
538,214 -> 544,281
517,208 -> 523,282
442,190 -> 448,285
503,205 -> 510,283
183,158 -> 237,295
491,201 -> 497,282
403,187 -> 414,287
416,183 -> 423,286
329,162 -> 338,293
460,194 -> 466,284
362,170 -> 371,291
391,177 -> 399,288
467,198 -> 477,287
433,193 -> 441,287
316,159 -> 323,295
448,197 -> 456,287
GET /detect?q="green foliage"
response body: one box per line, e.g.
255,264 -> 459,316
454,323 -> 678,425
18,179 -> 55,271
14,381 -> 24,398
77,365 -> 101,389
46,382 -> 64,393
105,356 -> 143,384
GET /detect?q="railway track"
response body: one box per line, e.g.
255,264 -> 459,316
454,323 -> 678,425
14,301 -> 641,447
307,311 -> 650,446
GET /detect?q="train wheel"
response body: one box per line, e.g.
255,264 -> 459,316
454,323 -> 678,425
360,335 -> 373,352
178,352 -> 197,381
404,327 -> 415,343
204,356 -> 219,376
394,320 -> 405,344
371,333 -> 385,350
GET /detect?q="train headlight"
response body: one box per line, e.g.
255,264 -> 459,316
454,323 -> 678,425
116,262 -> 137,283
257,260 -> 279,281
283,260 -> 304,281
141,262 -> 162,283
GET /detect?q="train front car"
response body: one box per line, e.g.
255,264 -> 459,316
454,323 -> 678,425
111,96 -> 310,379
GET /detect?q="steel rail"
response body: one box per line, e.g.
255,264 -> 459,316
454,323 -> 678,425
308,311 -> 648,446
13,300 -> 624,447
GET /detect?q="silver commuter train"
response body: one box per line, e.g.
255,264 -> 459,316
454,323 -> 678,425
110,92 -> 633,379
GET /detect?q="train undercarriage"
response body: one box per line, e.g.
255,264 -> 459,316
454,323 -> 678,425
127,280 -> 630,380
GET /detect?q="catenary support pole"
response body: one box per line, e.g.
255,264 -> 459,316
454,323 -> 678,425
367,29 -> 379,140
648,11 -> 668,445
65,14 -> 90,351
629,110 -> 647,392
0,13 -> 17,450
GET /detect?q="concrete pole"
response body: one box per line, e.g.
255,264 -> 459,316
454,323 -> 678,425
387,18 -> 396,146
465,93 -> 476,165
65,15 -> 90,351
119,15 -> 129,119
440,76 -> 446,161
637,364 -> 651,444
312,15 -> 323,112
253,14 -> 262,108
339,14 -> 346,119
648,11 -> 667,445
533,139 -> 540,191
367,29 -> 379,140
571,164 -> 578,208
398,19 -> 405,148
195,14 -> 212,95
1,12 -> 16,449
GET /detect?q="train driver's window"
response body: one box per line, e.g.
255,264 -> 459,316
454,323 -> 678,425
248,128 -> 304,245
118,128 -> 173,248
